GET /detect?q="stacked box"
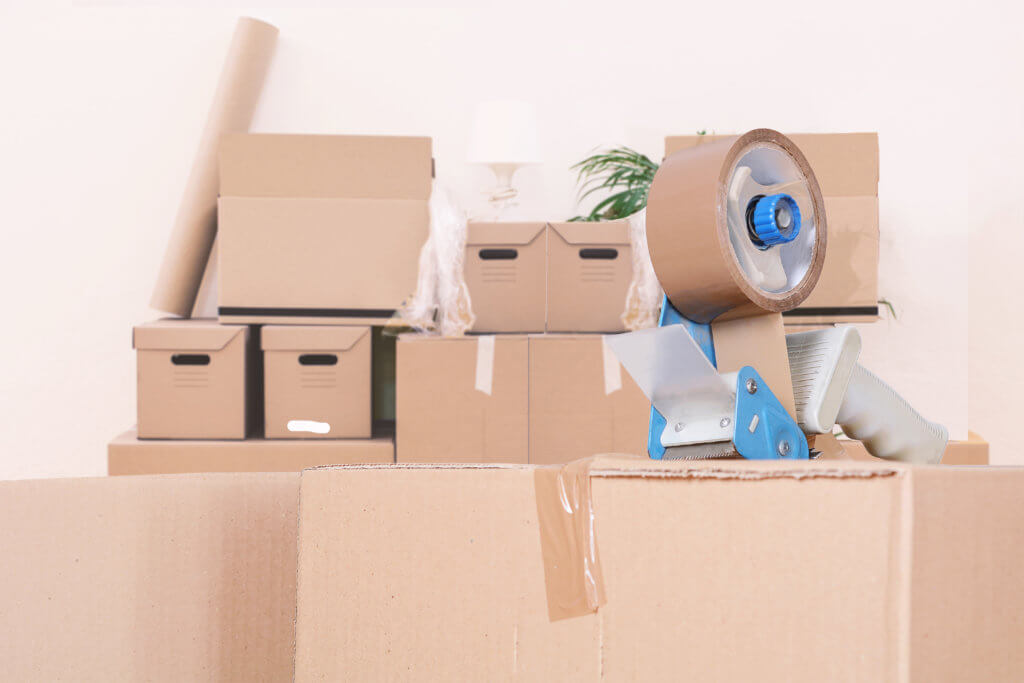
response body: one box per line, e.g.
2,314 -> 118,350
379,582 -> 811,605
113,134 -> 439,472
464,219 -> 633,333
396,334 -> 649,464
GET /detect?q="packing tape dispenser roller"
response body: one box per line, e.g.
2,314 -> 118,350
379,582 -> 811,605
606,129 -> 948,464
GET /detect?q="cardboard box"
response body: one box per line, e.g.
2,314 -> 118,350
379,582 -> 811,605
396,334 -> 529,463
397,334 -> 649,464
293,456 -> 1024,681
665,133 -> 880,324
464,222 -> 547,333
528,335 -> 649,463
263,325 -> 372,439
546,220 -> 631,333
218,134 -> 432,325
133,319 -> 255,439
841,431 -> 989,465
0,472 -> 298,680
108,428 -> 394,475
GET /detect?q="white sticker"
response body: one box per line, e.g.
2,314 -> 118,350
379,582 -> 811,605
287,419 -> 331,435
602,336 -> 622,395
474,335 -> 495,396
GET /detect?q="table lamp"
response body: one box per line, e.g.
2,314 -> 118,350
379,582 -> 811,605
467,100 -> 541,219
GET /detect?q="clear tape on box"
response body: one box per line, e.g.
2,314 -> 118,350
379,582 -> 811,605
621,208 -> 662,331
395,182 -> 476,336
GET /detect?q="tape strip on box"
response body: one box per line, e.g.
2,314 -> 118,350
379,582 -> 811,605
533,459 -> 607,621
601,336 -> 622,395
474,335 -> 495,395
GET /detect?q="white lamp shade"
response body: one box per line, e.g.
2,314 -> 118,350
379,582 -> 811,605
467,100 -> 541,165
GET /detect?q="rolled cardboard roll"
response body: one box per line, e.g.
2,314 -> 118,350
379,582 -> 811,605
646,129 -> 827,324
150,17 -> 278,317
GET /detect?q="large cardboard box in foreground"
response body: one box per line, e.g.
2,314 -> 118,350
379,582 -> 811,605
665,133 -> 880,325
294,457 -> 1024,681
218,134 -> 432,326
0,472 -> 298,680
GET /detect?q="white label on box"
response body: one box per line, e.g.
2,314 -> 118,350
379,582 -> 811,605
287,419 -> 331,435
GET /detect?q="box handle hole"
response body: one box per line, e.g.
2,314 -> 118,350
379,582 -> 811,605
579,248 -> 618,260
171,354 -> 210,366
480,248 -> 518,260
299,354 -> 338,366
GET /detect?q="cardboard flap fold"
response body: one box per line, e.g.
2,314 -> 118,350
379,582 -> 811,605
467,222 -> 546,247
261,325 -> 370,352
220,134 -> 433,200
133,321 -> 245,351
548,220 -> 629,246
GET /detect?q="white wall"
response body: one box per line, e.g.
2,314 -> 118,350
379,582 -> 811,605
0,0 -> 1017,478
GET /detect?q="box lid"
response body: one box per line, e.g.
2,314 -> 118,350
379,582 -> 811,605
219,134 -> 432,200
466,222 -> 546,247
261,325 -> 370,351
132,320 -> 246,351
548,220 -> 629,246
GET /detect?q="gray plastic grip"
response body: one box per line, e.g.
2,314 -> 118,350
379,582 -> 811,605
836,364 -> 948,464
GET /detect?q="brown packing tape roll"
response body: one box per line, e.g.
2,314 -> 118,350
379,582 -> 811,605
646,129 -> 827,324
150,17 -> 279,317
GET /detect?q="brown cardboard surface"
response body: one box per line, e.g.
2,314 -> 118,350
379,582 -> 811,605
396,334 -> 529,463
149,18 -> 278,317
262,325 -> 372,439
108,428 -> 393,474
217,134 -> 432,325
786,195 -> 880,323
841,432 -> 989,465
711,312 -> 797,420
465,222 -> 547,333
546,221 -> 631,333
293,457 -> 1024,681
665,132 -> 879,197
219,197 -> 428,324
528,335 -> 649,463
133,319 -> 252,439
0,471 -> 298,681
220,133 -> 432,200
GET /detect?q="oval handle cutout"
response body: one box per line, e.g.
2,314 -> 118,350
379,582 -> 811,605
479,248 -> 518,260
299,354 -> 338,366
171,354 -> 210,366
579,248 -> 618,260
287,419 -> 331,435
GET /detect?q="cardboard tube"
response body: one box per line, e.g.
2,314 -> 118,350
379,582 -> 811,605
150,17 -> 278,317
646,129 -> 827,324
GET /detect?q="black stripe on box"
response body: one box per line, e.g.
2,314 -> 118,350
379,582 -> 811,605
219,307 -> 396,319
783,306 -> 879,318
